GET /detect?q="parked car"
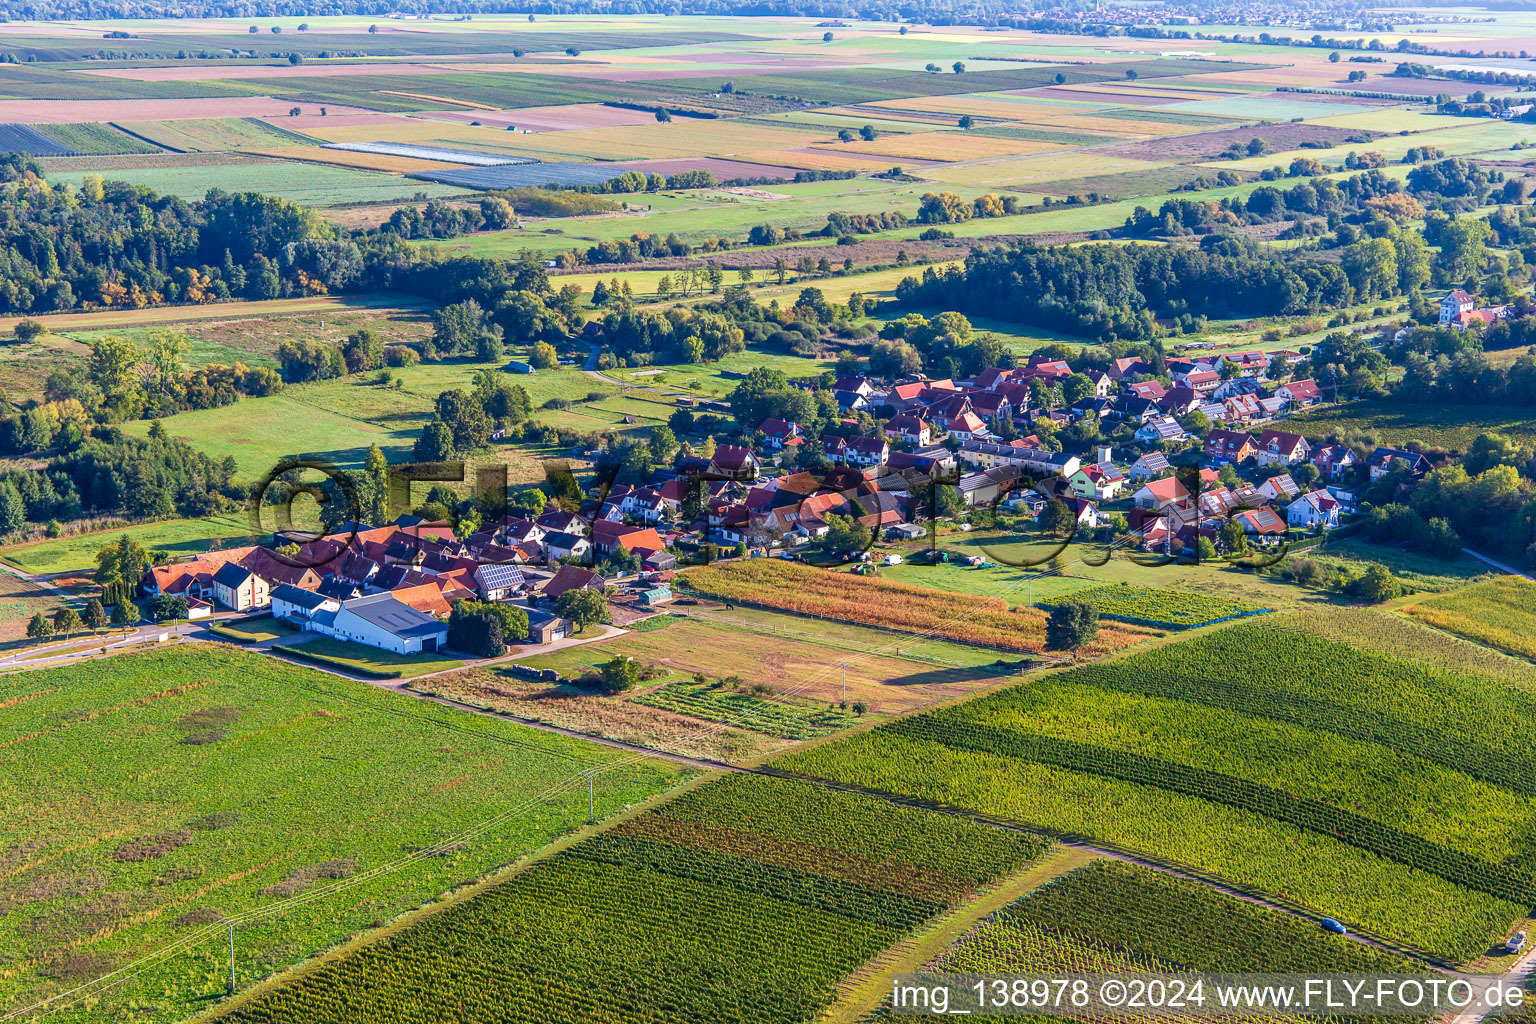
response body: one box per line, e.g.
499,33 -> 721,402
1505,931 -> 1527,955
1321,918 -> 1347,935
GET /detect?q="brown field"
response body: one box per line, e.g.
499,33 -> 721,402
265,112 -> 419,128
810,131 -> 1058,161
926,152 -> 1162,186
0,294 -> 422,335
580,616 -> 1005,712
1100,122 -> 1384,161
1196,65 -> 1352,88
0,98 -> 373,123
0,572 -> 68,644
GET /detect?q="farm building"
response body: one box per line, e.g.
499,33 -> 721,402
271,583 -> 341,625
308,593 -> 449,655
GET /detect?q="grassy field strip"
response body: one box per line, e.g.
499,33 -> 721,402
0,293 -> 426,334
0,514 -> 256,574
819,845 -> 1099,1024
680,608 -> 986,669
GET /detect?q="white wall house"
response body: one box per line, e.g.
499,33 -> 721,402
308,593 -> 449,655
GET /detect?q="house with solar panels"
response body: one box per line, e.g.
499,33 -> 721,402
474,563 -> 526,602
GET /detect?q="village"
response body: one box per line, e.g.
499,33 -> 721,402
128,297 -> 1462,667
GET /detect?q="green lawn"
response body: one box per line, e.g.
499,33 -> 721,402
0,644 -> 690,1023
279,634 -> 464,678
210,615 -> 298,643
0,514 -> 254,574
47,162 -> 471,207
119,359 -> 615,480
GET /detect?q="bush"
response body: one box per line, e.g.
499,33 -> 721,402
384,346 -> 419,368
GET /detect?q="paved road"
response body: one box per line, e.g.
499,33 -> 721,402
1463,548 -> 1536,582
1448,936 -> 1536,1024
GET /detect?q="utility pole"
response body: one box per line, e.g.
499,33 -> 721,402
842,662 -> 847,705
586,769 -> 595,825
227,922 -> 235,996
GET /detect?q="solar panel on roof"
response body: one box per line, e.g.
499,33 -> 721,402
478,564 -> 525,589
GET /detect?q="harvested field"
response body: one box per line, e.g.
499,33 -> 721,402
809,131 -> 1057,161
1018,86 -> 1184,105
620,156 -> 799,180
432,102 -> 667,132
0,97 -> 375,123
79,61 -> 475,82
511,613 -> 1010,715
736,147 -> 908,172
1098,122 -> 1383,161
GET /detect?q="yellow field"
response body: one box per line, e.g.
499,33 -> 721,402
809,131 -> 1058,161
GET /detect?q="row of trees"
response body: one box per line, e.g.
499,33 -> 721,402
0,161 -> 365,315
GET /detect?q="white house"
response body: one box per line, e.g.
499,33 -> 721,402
1440,289 -> 1475,325
475,563 -> 525,601
1256,473 -> 1300,503
843,436 -> 890,467
1287,489 -> 1341,530
1254,429 -> 1310,466
1126,452 -> 1170,482
212,562 -> 270,612
271,583 -> 341,625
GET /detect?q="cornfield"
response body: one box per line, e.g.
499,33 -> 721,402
682,561 -> 1153,656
